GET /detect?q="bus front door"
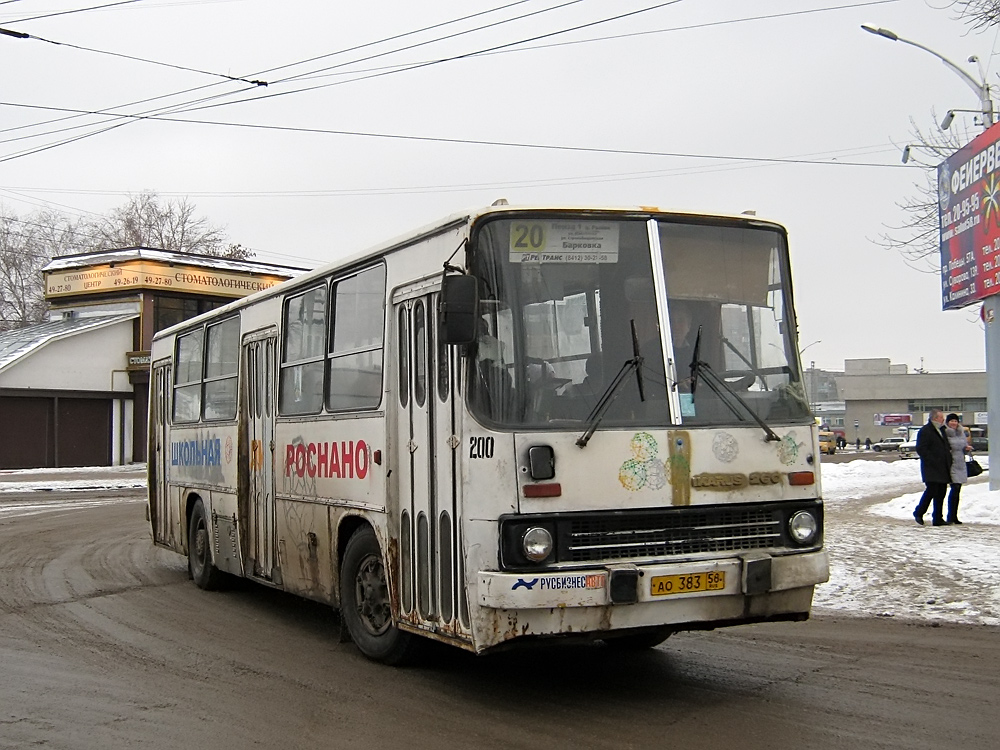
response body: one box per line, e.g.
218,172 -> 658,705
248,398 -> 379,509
243,334 -> 278,582
394,293 -> 469,641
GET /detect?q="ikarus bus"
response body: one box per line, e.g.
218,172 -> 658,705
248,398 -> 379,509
148,205 -> 829,664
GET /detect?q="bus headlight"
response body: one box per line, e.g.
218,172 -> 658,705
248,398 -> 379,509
788,510 -> 818,545
522,526 -> 553,562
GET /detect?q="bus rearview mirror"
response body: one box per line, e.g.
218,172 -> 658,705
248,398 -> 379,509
440,275 -> 479,345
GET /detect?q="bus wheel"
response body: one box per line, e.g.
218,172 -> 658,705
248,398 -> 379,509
188,498 -> 224,590
602,628 -> 673,650
340,527 -> 412,665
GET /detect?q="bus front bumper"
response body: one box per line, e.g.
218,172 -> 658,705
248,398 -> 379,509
478,549 -> 829,609
473,550 -> 829,650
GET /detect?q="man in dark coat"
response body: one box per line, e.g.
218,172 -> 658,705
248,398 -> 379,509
914,408 -> 952,526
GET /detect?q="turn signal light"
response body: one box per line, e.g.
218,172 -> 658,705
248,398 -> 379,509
787,471 -> 815,486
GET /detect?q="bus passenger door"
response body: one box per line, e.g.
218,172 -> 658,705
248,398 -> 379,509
393,292 -> 467,639
243,334 -> 277,581
150,362 -> 173,546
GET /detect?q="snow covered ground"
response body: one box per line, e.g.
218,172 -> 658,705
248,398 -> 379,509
817,456 -> 1000,626
0,460 -> 997,626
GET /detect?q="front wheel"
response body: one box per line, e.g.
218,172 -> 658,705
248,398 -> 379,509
339,527 -> 413,665
188,498 -> 224,590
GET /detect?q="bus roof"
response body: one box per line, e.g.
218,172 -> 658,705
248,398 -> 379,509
151,203 -> 788,343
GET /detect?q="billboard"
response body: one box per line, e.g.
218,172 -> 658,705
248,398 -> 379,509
938,120 -> 1000,309
874,413 -> 912,426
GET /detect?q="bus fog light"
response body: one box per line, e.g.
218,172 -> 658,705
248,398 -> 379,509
522,526 -> 553,562
788,511 -> 818,544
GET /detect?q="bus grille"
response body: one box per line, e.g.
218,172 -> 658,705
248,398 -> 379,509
562,506 -> 783,563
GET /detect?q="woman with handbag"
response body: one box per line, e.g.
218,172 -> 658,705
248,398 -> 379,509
944,414 -> 973,525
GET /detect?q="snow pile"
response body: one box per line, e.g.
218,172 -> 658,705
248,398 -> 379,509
0,464 -> 147,493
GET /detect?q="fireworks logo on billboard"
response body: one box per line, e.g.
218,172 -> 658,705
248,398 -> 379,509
984,173 -> 1000,229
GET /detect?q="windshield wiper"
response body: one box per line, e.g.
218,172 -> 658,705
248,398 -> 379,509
689,334 -> 780,442
576,320 -> 645,448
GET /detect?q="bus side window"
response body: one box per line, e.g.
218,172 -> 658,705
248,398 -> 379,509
203,317 -> 240,420
327,264 -> 386,411
173,328 -> 203,423
279,284 -> 327,415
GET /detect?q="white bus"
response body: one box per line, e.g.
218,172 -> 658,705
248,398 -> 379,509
148,204 -> 829,663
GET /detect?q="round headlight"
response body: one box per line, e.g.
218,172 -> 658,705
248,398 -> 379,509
522,526 -> 553,562
788,510 -> 818,545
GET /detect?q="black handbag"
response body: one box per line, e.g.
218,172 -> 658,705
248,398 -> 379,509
966,458 -> 984,478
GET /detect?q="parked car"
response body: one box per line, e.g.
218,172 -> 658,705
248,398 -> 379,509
899,439 -> 918,459
872,437 -> 905,452
971,436 -> 988,452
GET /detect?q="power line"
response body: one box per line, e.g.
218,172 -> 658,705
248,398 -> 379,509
0,1 -> 681,165
1,0 -> 153,25
161,1 -> 689,115
0,0 -> 541,141
289,0 -> 904,85
0,0 -> 900,162
0,100 -> 916,169
23,32 -> 269,86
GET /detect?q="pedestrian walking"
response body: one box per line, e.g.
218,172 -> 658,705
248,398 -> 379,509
865,437 -> 872,450
913,408 -> 952,526
856,437 -> 861,450
944,413 -> 972,524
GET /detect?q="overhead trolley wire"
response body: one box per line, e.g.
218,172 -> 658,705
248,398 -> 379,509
0,0 -> 544,140
0,0 -> 662,160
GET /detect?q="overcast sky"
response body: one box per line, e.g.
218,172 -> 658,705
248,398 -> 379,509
1,0 -> 997,373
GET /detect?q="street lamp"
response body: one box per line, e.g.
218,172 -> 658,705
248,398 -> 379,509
799,340 -> 821,356
861,24 -> 994,129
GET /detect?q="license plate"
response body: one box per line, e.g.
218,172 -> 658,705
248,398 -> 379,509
650,570 -> 725,597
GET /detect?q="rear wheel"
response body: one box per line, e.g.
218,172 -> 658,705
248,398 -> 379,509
339,527 -> 413,665
188,498 -> 224,590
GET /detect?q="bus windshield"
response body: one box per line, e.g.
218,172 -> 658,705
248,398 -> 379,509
467,214 -> 810,430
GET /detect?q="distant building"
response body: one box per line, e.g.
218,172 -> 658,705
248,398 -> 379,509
805,358 -> 986,444
0,248 -> 307,469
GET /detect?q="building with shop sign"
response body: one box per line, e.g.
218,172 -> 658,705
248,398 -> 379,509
0,248 -> 307,469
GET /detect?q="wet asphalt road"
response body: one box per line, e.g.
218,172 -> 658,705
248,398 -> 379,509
0,493 -> 998,750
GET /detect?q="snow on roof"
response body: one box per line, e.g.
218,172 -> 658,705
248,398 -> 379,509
0,314 -> 137,373
42,247 -> 310,277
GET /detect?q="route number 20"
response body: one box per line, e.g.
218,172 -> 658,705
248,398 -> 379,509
511,222 -> 546,251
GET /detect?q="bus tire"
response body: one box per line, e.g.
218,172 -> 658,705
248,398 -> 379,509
188,498 -> 224,591
602,628 -> 673,650
340,526 -> 413,665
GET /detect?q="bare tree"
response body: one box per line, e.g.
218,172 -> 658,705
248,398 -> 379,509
89,191 -> 232,256
0,208 -> 87,331
874,115 -> 969,269
952,0 -> 1000,29
0,193 -> 251,331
